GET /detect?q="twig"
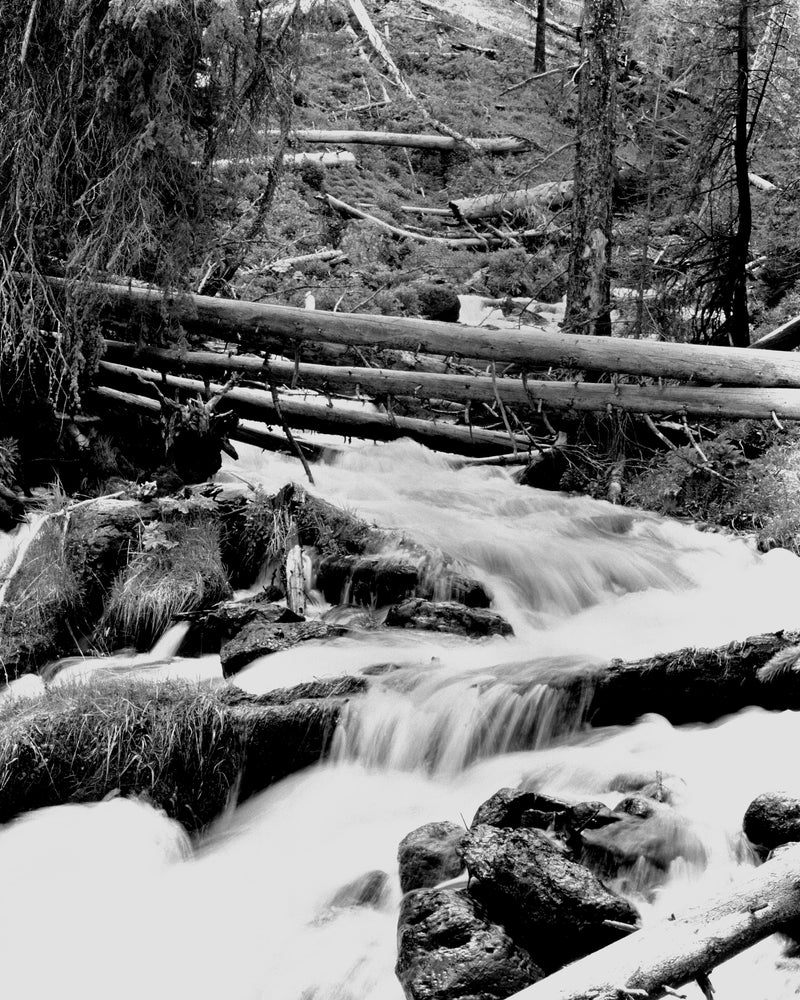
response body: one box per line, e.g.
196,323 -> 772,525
491,362 -> 518,457
19,0 -> 39,67
267,379 -> 315,485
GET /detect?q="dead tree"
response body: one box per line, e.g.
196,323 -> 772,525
139,375 -> 239,483
565,0 -> 620,337
534,0 -> 547,73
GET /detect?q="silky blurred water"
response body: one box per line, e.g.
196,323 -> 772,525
3,439 -> 800,999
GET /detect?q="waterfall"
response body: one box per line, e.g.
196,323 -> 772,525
4,438 -> 800,999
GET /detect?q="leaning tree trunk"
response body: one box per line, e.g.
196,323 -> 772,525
564,0 -> 620,337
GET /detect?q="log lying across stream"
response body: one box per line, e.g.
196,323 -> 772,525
101,342 -> 800,421
540,630 -> 800,730
508,840 -> 800,1000
45,277 -> 800,388
94,367 -> 532,457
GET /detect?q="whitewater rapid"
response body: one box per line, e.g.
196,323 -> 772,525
3,439 -> 800,1000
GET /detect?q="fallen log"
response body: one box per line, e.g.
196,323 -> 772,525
101,342 -> 800,421
507,841 -> 800,1000
95,367 -> 533,456
46,276 -> 800,388
89,386 -> 329,461
749,314 -> 800,352
449,181 -> 574,222
213,151 -> 357,171
322,193 -> 545,247
539,629 -> 800,730
268,128 -> 533,154
266,248 -> 347,274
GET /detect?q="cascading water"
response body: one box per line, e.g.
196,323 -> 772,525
4,439 -> 800,999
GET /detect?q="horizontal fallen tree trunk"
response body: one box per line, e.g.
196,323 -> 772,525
266,249 -> 347,274
541,629 -> 800,730
267,128 -> 533,153
322,194 -> 546,247
213,151 -> 357,170
449,181 -> 574,222
96,367 -> 533,456
508,840 -> 800,1000
89,386 -> 330,461
45,276 -> 800,388
102,342 -> 800,421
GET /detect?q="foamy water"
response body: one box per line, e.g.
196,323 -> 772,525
3,439 -> 800,999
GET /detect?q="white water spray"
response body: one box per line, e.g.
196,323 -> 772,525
4,439 -> 800,999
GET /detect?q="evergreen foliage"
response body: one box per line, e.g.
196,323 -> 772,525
0,0 -> 301,406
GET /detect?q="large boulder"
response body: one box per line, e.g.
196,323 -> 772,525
744,792 -> 800,852
396,888 -> 544,1000
386,599 -> 512,638
459,824 -> 639,972
398,821 -> 466,893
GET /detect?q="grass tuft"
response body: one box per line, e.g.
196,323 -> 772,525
0,676 -> 245,832
102,518 -> 231,650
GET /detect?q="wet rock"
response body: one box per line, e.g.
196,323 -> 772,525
328,870 -> 390,910
608,771 -> 686,806
459,824 -> 639,972
317,554 -> 421,607
581,796 -> 708,874
386,599 -> 512,638
744,792 -> 800,852
396,888 -> 544,1000
220,619 -> 332,676
233,698 -> 344,805
471,788 -> 616,856
186,596 -> 304,653
398,821 -> 466,893
472,787 -> 571,829
221,674 -> 368,706
203,596 -> 304,634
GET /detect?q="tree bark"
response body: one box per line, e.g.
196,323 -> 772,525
95,369 -> 533,457
749,313 -> 800,351
534,0 -> 547,73
507,841 -> 800,1000
565,0 -> 620,337
729,0 -> 752,347
449,181 -> 573,222
541,629 -> 800,730
46,276 -> 800,387
101,343 -> 800,421
268,129 -> 533,153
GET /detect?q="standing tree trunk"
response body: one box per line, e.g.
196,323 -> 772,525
534,0 -> 547,73
564,0 -> 620,337
730,0 -> 752,346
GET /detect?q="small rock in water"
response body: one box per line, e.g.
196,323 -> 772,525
220,619 -> 331,676
459,824 -> 639,972
386,598 -> 513,638
396,888 -> 544,1000
582,796 -> 708,876
744,792 -> 800,852
398,821 -> 467,893
471,787 -> 571,829
327,870 -> 390,910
